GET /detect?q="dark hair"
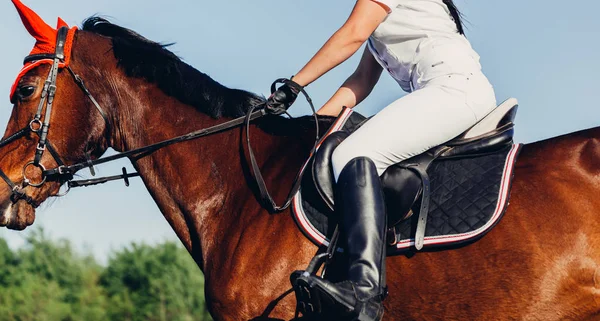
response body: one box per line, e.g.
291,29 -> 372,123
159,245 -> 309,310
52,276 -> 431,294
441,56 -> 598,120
81,17 -> 264,119
443,0 -> 465,35
79,16 -> 331,137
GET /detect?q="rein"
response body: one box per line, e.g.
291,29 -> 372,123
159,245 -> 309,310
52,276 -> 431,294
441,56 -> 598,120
1,27 -> 319,213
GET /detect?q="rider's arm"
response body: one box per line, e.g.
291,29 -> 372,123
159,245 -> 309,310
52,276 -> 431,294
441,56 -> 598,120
290,0 -> 388,87
317,47 -> 383,116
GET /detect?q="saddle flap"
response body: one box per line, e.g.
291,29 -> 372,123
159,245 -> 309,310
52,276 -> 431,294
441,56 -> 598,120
381,165 -> 422,226
311,108 -> 367,210
312,131 -> 349,211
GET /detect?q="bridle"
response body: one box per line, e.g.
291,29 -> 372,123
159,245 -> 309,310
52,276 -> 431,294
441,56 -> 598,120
0,26 -> 86,207
0,27 -> 319,212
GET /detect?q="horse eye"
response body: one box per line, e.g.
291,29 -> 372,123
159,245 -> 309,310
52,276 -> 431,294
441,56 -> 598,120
17,86 -> 35,99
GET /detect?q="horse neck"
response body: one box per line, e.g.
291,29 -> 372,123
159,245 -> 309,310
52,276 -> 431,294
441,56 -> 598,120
104,76 -> 310,270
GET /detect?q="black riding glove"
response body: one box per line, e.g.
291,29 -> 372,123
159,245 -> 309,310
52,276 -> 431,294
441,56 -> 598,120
266,79 -> 303,115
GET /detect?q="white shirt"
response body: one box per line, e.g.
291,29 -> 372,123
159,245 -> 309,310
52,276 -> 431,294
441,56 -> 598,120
368,0 -> 482,92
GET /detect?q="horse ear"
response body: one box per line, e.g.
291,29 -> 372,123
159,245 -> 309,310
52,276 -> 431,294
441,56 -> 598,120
11,0 -> 57,43
57,17 -> 70,29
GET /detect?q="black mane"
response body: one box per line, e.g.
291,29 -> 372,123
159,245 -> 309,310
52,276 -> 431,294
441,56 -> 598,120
81,17 -> 264,119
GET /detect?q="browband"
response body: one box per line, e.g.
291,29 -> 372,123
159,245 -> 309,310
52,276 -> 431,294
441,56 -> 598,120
22,27 -> 69,65
23,54 -> 55,65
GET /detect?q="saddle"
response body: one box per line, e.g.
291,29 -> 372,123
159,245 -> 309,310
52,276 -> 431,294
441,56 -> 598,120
291,98 -> 523,254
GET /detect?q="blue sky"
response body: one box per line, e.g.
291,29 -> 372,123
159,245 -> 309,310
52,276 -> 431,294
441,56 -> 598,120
0,0 -> 599,263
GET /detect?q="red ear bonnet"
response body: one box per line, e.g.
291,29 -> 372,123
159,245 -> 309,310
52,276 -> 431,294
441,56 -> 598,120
10,0 -> 78,100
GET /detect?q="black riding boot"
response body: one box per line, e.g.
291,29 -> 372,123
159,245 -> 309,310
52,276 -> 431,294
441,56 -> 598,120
294,157 -> 387,321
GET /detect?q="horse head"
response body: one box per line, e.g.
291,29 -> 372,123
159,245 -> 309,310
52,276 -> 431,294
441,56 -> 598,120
0,1 -> 112,229
0,0 -> 269,231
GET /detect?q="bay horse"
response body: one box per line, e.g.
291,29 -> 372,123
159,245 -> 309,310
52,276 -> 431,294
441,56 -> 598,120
2,16 -> 600,321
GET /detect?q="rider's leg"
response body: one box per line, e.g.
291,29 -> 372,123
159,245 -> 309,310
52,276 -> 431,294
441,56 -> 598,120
332,72 -> 496,179
296,156 -> 387,321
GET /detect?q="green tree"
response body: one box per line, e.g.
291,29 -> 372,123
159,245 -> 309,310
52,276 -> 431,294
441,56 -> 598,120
0,228 -> 107,321
0,230 -> 212,321
101,242 -> 212,321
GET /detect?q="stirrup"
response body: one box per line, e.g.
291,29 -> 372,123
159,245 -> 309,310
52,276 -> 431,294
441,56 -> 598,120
292,272 -> 351,318
291,270 -> 386,321
291,271 -> 322,317
290,251 -> 332,317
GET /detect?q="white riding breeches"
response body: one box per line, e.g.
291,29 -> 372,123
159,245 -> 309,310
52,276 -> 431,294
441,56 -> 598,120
331,71 -> 497,180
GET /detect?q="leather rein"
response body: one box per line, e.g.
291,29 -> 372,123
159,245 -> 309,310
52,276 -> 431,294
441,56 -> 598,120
1,27 -> 319,212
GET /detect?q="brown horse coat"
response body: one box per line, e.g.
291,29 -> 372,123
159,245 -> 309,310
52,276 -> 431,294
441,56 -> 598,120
1,19 -> 600,321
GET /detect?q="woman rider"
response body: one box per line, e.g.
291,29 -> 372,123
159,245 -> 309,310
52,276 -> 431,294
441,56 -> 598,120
267,0 -> 497,319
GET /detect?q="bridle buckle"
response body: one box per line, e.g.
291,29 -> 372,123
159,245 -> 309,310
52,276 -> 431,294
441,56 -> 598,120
12,185 -> 23,194
57,165 -> 69,175
47,84 -> 56,96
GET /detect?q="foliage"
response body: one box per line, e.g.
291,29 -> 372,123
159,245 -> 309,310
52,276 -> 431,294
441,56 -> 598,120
0,228 -> 212,321
101,242 -> 210,321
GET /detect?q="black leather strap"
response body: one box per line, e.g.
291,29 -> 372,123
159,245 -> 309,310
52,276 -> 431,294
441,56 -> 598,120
0,168 -> 38,207
0,127 -> 30,148
66,66 -> 112,135
23,54 -> 55,64
397,152 -> 436,250
44,109 -> 267,178
58,107 -> 272,189
68,170 -> 140,188
44,140 -> 65,167
33,28 -> 68,166
245,106 -> 310,212
411,164 -> 431,251
0,168 -> 18,191
54,27 -> 68,60
0,126 -> 34,205
245,79 -> 320,213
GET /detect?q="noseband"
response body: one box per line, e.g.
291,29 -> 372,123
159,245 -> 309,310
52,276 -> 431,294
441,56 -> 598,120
0,27 -> 319,212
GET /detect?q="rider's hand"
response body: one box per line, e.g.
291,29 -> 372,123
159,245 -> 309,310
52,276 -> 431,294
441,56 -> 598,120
266,79 -> 303,115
